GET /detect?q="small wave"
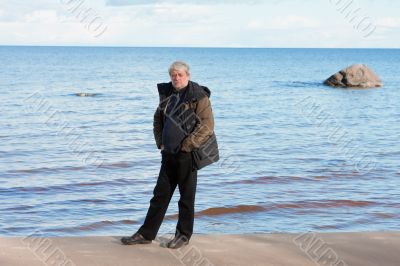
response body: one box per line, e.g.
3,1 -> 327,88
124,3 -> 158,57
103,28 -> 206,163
272,80 -> 322,89
75,181 -> 114,187
66,198 -> 109,204
307,169 -> 373,179
0,178 -> 145,194
70,178 -> 146,188
1,205 -> 35,211
167,200 -> 378,218
197,205 -> 265,216
163,204 -> 265,220
8,161 -> 134,175
2,225 -> 39,233
270,200 -> 376,209
371,212 -> 398,219
98,161 -> 133,169
8,165 -> 86,174
312,176 -> 329,179
225,175 -> 315,185
313,224 -> 339,230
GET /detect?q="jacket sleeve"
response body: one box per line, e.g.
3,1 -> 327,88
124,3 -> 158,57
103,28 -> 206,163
153,106 -> 163,149
181,96 -> 214,152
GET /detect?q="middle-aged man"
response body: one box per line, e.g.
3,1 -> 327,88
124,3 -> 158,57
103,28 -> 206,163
121,61 -> 217,249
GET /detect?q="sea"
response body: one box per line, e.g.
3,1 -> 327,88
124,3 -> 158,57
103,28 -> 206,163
0,46 -> 399,236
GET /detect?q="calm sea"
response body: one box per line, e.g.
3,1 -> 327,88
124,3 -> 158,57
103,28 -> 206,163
0,46 -> 399,236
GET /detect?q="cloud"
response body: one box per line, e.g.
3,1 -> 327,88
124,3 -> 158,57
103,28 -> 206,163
105,0 -> 259,6
0,1 -> 61,22
376,17 -> 400,28
0,0 -> 398,47
24,10 -> 59,23
106,0 -> 157,5
151,4 -> 213,23
247,15 -> 320,30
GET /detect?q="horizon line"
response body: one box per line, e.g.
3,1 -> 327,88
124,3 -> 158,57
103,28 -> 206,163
0,44 -> 399,49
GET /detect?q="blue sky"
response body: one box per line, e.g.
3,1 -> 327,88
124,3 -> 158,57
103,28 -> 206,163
0,0 -> 399,47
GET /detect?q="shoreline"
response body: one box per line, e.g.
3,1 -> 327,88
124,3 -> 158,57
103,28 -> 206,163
0,231 -> 399,266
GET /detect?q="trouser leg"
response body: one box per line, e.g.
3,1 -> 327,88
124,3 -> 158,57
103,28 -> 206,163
138,158 -> 177,240
175,152 -> 197,240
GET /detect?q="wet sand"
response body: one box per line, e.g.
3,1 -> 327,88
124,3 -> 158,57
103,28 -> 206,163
0,232 -> 399,266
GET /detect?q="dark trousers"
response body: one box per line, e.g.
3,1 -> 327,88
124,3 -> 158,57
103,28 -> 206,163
138,151 -> 197,240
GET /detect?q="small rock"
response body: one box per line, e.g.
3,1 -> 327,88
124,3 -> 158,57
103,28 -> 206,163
75,92 -> 98,97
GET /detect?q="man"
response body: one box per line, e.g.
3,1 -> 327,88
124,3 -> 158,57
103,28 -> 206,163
121,61 -> 215,249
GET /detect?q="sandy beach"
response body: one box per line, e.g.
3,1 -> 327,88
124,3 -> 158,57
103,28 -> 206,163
0,231 -> 399,266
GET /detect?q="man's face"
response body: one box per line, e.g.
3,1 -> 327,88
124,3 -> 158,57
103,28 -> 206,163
170,69 -> 189,90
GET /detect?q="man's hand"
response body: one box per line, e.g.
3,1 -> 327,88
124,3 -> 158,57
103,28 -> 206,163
160,145 -> 164,152
181,143 -> 191,153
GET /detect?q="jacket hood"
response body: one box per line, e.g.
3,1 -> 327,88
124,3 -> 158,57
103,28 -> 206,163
157,81 -> 211,102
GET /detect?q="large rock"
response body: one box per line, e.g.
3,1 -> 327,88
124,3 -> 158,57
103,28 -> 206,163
324,64 -> 383,88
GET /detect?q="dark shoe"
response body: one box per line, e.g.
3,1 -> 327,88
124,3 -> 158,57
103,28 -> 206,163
121,232 -> 152,245
167,234 -> 189,249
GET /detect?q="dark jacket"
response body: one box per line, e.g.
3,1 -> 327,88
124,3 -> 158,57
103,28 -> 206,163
153,81 -> 215,153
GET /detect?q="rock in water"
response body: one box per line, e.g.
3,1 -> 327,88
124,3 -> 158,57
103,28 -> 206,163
324,64 -> 383,88
75,92 -> 98,97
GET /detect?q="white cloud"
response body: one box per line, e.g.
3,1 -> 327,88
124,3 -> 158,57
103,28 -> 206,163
105,0 -> 256,6
0,0 -> 398,47
152,4 -> 213,23
23,10 -> 59,23
106,0 -> 150,5
247,15 -> 320,30
376,17 -> 400,28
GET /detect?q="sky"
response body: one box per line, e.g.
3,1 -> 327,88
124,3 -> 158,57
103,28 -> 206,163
0,0 -> 399,48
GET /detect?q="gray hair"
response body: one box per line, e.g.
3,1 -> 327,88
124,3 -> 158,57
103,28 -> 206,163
168,61 -> 190,76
